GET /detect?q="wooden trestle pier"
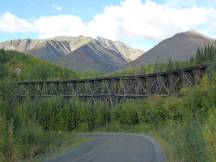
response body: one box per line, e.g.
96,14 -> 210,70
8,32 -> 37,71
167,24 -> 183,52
15,65 -> 207,103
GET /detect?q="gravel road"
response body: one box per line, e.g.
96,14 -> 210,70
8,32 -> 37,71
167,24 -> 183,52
46,133 -> 166,162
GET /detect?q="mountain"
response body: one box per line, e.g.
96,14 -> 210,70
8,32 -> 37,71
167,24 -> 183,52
95,37 -> 144,61
0,36 -> 93,60
0,39 -> 69,60
0,36 -> 143,72
56,40 -> 127,72
128,30 -> 215,67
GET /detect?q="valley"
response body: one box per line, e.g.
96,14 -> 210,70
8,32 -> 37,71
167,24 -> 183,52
1,0 -> 216,161
0,30 -> 216,162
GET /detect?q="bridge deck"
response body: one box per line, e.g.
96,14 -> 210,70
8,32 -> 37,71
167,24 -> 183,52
17,65 -> 207,83
15,65 -> 207,103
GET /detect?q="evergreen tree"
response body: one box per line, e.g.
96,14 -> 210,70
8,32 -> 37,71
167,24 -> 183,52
189,57 -> 195,66
195,48 -> 203,64
174,61 -> 180,70
154,61 -> 160,72
167,59 -> 174,70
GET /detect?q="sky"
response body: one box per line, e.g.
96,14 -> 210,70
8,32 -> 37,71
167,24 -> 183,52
0,0 -> 216,50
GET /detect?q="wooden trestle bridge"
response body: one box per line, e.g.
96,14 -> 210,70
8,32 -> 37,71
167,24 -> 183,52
15,65 -> 207,103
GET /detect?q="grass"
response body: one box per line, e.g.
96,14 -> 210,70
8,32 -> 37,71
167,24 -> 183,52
20,132 -> 90,162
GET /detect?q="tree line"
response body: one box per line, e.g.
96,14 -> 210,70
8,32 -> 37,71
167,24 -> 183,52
112,42 -> 216,76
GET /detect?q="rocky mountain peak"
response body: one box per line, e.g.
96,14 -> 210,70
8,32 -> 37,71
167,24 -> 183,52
0,35 -> 144,72
173,30 -> 211,39
127,30 -> 215,68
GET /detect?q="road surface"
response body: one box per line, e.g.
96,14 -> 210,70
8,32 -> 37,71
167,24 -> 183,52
46,133 -> 166,162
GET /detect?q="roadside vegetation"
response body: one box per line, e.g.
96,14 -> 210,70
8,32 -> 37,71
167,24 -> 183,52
0,44 -> 216,162
0,50 -> 86,162
9,72 -> 215,162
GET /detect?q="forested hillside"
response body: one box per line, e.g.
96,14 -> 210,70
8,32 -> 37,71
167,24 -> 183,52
0,50 -> 85,162
0,49 -> 78,81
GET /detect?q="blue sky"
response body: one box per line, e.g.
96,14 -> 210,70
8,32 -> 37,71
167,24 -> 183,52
0,0 -> 119,21
0,0 -> 216,50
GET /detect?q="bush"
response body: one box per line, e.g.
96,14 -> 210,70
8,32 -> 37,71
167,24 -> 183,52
203,108 -> 216,161
117,101 -> 139,125
137,97 -> 165,126
0,119 -> 16,162
15,122 -> 46,158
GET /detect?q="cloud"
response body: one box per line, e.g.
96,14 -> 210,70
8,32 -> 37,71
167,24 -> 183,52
1,0 -> 216,46
0,12 -> 33,33
163,0 -> 216,7
52,4 -> 63,12
33,15 -> 87,38
87,0 -> 216,41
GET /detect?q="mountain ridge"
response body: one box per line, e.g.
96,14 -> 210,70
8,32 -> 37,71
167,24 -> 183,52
0,36 -> 144,72
127,30 -> 215,68
56,41 -> 128,72
1,30 -> 214,72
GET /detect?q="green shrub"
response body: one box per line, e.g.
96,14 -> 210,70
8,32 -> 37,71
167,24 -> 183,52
15,122 -> 46,158
0,120 -> 16,162
94,102 -> 111,127
203,108 -> 216,161
117,101 -> 139,125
